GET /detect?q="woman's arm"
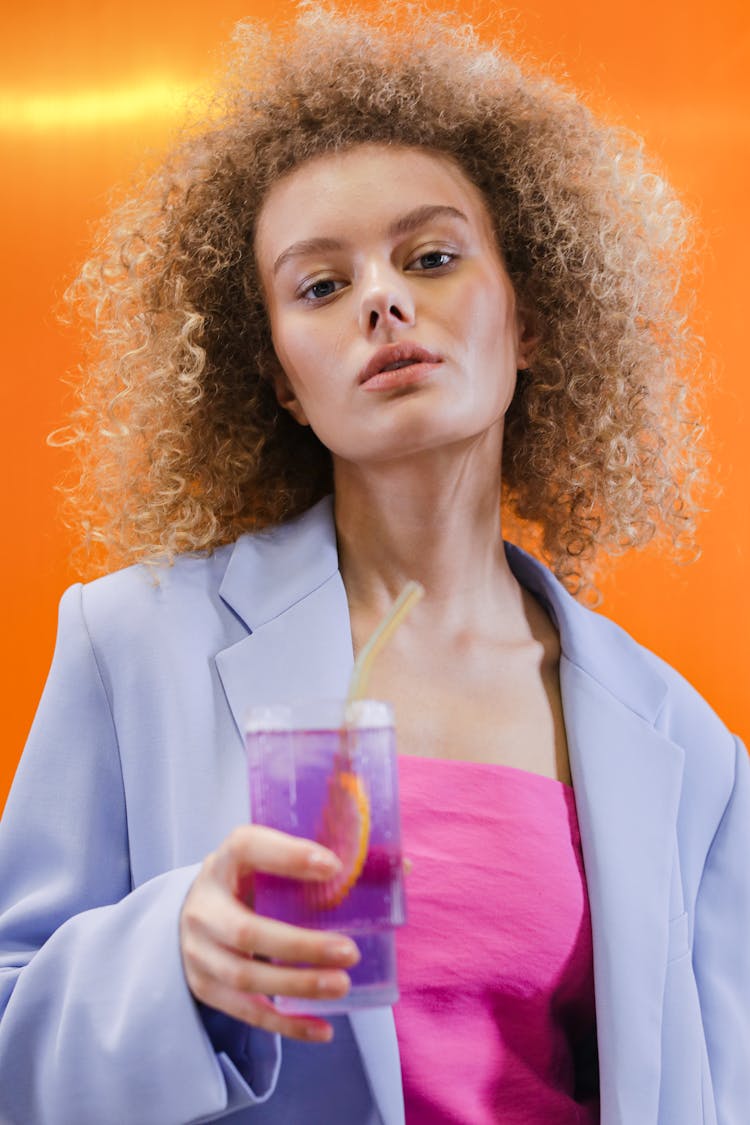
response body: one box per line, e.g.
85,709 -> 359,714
0,585 -> 281,1125
692,736 -> 750,1123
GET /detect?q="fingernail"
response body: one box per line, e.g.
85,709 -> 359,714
306,1022 -> 333,1042
307,848 -> 341,874
325,940 -> 361,964
317,972 -> 350,997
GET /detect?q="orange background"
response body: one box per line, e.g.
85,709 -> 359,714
1,1 -> 748,809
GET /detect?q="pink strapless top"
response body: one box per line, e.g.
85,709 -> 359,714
394,756 -> 599,1124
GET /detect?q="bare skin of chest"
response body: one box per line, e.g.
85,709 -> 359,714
350,593 -> 571,786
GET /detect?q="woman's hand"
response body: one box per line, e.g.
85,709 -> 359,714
179,825 -> 361,1042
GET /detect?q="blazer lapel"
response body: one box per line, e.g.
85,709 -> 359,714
506,544 -> 685,1124
348,1008 -> 405,1125
216,573 -> 353,738
562,658 -> 684,1124
214,497 -> 353,733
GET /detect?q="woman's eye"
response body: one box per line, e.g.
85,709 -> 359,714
410,250 -> 455,271
300,278 -> 343,302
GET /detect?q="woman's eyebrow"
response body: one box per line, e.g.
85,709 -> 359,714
273,237 -> 343,277
272,204 -> 469,276
388,203 -> 468,240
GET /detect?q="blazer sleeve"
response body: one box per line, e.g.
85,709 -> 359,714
692,735 -> 750,1124
0,584 -> 281,1125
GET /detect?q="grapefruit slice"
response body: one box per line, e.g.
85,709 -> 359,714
307,769 -> 371,910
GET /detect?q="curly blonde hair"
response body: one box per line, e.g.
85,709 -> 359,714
58,1 -> 709,598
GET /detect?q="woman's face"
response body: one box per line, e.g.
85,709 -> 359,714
254,143 -> 532,466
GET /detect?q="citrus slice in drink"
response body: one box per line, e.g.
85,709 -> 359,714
307,769 -> 371,910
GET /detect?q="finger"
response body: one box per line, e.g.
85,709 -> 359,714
204,982 -> 335,1043
250,912 -> 361,967
188,939 -> 351,1002
215,825 -> 342,884
250,958 -> 351,1001
188,881 -> 360,966
403,857 -> 413,875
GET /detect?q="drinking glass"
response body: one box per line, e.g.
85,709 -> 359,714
245,699 -> 406,1013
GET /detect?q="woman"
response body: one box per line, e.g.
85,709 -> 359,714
0,6 -> 747,1124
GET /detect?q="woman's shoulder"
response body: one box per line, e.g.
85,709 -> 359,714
507,542 -> 741,779
62,542 -> 242,667
575,587 -> 742,808
564,589 -> 744,833
80,543 -> 234,610
76,499 -> 337,620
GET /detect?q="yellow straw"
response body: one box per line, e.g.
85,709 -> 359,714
346,580 -> 425,705
321,580 -> 424,888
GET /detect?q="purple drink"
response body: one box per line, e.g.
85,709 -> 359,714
245,700 -> 406,1013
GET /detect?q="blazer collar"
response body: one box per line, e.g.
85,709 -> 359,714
503,541 -> 668,722
219,496 -> 663,716
216,497 -> 684,1125
219,497 -> 341,632
217,497 -> 670,729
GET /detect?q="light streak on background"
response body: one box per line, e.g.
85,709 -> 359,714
0,79 -> 199,130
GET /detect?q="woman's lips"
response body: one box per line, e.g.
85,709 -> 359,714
360,361 -> 443,392
358,343 -> 444,392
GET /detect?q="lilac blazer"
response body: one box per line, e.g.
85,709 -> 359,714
1,496 -> 748,1124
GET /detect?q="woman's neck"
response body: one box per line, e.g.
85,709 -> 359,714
332,443 -> 524,639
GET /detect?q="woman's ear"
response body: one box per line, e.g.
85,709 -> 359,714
516,305 -> 539,371
270,364 -> 310,427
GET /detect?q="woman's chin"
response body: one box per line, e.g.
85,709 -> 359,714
330,423 -> 503,471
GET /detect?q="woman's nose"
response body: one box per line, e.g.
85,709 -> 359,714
358,268 -> 416,336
